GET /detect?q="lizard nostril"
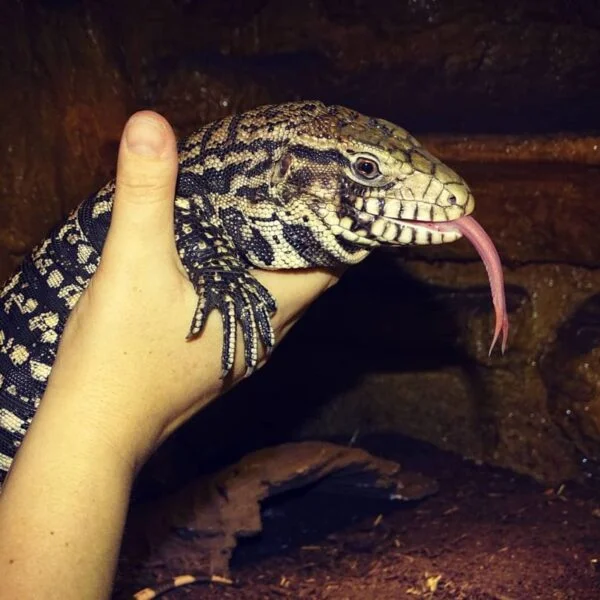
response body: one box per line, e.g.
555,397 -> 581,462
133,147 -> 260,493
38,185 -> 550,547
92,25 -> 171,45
448,194 -> 457,206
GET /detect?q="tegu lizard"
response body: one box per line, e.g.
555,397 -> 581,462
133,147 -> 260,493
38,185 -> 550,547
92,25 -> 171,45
0,101 -> 509,485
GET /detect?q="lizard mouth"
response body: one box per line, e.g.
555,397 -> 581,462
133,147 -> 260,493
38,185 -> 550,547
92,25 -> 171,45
329,206 -> 465,247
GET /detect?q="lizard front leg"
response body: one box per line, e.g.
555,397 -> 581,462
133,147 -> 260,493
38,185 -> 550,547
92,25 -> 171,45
175,206 -> 277,378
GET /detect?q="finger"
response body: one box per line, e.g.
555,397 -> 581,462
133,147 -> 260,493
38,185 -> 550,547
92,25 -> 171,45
102,111 -> 179,266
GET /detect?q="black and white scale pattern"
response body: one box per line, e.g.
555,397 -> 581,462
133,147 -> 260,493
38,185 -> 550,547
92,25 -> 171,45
0,101 -> 474,485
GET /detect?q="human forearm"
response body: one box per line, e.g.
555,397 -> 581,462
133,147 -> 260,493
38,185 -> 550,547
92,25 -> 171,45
0,396 -> 135,600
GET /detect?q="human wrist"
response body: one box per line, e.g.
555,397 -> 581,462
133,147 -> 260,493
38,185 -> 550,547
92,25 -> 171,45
32,382 -> 155,477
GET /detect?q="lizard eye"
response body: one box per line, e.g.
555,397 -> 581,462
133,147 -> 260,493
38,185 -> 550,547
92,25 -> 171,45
353,157 -> 381,180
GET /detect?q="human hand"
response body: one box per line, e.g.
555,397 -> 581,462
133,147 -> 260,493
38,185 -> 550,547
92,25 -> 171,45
43,111 -> 338,470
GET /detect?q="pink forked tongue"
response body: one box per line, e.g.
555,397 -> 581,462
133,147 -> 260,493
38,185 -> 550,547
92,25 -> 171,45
434,216 -> 509,354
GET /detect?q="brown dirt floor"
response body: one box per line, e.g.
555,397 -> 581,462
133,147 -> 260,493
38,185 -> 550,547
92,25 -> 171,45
115,435 -> 600,599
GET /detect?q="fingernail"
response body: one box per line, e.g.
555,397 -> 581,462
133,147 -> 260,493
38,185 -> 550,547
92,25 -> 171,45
125,113 -> 168,157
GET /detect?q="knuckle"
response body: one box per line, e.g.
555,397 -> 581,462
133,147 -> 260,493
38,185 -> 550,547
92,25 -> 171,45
117,174 -> 173,205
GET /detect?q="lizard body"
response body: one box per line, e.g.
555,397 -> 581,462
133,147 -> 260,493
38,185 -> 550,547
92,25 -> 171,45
0,101 -> 475,486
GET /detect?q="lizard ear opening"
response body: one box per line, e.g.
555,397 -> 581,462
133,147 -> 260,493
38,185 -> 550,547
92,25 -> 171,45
271,152 -> 293,185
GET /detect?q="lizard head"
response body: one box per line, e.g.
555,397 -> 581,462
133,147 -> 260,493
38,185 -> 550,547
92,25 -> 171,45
270,103 -> 474,263
267,103 -> 507,353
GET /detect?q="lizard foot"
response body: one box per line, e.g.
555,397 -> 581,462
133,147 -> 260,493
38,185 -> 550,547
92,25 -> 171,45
187,267 -> 277,378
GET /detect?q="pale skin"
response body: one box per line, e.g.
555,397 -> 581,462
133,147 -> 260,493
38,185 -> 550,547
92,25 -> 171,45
0,111 -> 338,599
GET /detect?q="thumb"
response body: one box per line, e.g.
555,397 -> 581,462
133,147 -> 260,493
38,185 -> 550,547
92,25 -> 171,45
102,111 -> 180,267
